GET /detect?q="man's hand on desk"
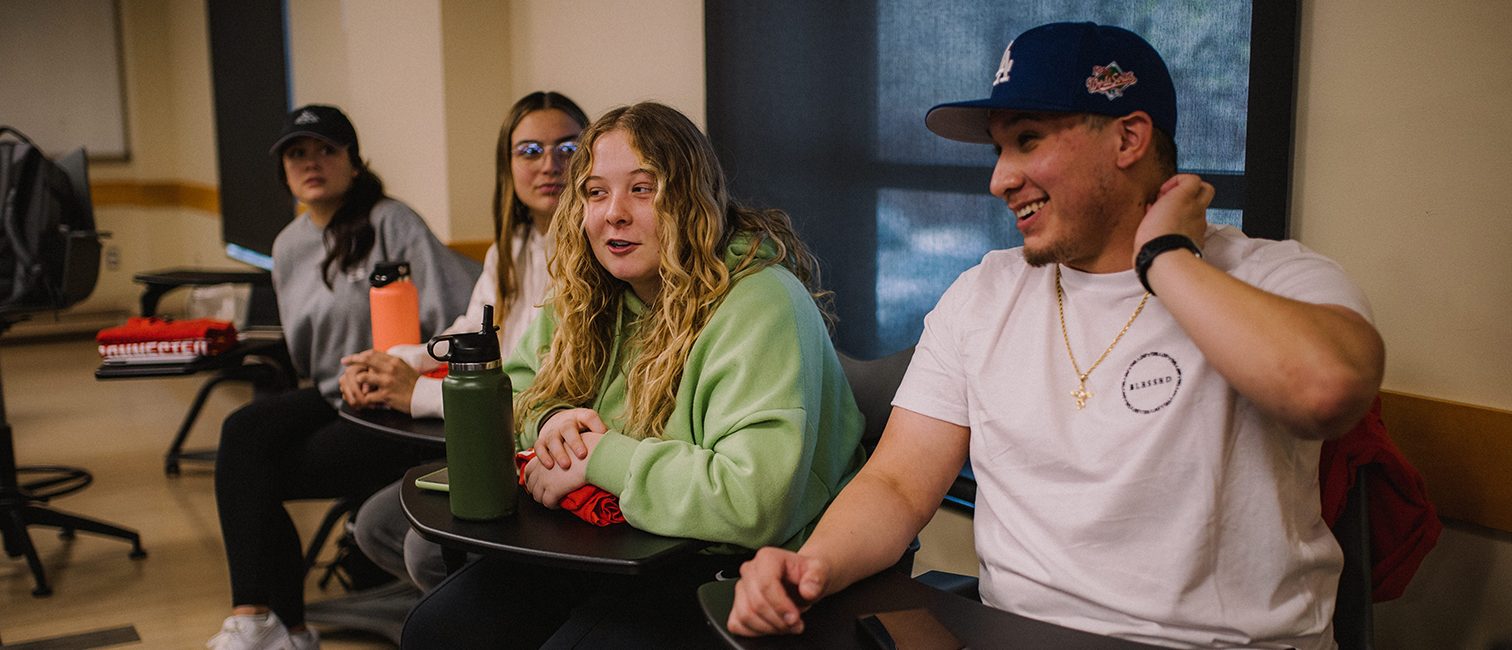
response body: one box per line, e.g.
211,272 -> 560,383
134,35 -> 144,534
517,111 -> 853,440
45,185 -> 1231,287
727,547 -> 831,637
339,349 -> 420,413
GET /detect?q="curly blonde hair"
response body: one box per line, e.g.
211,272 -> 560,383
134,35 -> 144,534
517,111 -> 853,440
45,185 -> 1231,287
517,102 -> 831,439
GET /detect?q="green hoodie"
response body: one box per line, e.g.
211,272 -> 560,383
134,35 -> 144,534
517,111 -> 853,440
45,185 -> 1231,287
505,235 -> 865,552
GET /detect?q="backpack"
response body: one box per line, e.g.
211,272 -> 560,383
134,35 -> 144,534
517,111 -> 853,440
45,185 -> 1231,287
0,126 -> 101,312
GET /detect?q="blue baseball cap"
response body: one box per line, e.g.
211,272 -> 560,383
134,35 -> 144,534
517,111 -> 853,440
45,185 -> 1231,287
925,22 -> 1177,144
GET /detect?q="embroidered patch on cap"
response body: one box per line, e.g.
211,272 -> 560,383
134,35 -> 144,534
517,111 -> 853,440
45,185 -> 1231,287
1085,62 -> 1138,100
294,110 -> 319,125
993,41 -> 1016,86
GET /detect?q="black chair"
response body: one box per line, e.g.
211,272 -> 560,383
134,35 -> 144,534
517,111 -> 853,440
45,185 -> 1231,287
1332,464 -> 1374,650
837,347 -> 926,573
836,347 -> 913,452
0,146 -> 146,597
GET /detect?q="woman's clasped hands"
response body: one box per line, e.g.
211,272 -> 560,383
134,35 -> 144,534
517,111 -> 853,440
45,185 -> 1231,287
338,350 -> 421,413
521,408 -> 606,508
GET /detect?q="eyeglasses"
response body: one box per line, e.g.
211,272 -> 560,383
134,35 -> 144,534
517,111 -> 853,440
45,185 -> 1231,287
513,141 -> 580,161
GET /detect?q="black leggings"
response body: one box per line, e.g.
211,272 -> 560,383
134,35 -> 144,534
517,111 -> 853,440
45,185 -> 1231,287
400,552 -> 745,648
214,387 -> 434,626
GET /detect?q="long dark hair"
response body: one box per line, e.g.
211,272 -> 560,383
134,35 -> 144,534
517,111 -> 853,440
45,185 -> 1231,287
277,145 -> 386,288
492,92 -> 589,320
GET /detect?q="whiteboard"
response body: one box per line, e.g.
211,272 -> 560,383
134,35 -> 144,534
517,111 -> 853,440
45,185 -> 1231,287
0,0 -> 129,160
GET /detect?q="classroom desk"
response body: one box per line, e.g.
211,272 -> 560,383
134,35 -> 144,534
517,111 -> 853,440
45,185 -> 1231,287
697,569 -> 1165,650
400,461 -> 706,575
337,404 -> 445,446
131,268 -> 271,319
95,335 -> 294,475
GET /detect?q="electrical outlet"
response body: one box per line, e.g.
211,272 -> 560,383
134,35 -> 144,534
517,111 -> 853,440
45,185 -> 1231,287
105,245 -> 121,271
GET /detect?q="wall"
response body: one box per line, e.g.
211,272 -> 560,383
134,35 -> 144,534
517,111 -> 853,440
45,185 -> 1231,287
54,0 -> 230,325
439,2 -> 511,243
506,0 -> 706,127
287,0 -> 455,240
282,0 -> 706,244
1293,0 -> 1512,646
47,0 -> 706,323
1293,0 -> 1512,412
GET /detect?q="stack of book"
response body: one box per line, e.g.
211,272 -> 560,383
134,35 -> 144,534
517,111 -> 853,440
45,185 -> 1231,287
97,317 -> 239,365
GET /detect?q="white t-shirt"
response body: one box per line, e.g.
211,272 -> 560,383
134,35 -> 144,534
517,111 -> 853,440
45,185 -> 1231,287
390,226 -> 550,417
895,225 -> 1372,649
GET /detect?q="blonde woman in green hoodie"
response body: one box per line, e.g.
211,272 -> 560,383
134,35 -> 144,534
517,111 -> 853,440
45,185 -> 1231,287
400,102 -> 865,648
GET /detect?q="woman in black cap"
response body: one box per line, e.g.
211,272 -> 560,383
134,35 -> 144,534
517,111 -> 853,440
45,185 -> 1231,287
207,104 -> 477,650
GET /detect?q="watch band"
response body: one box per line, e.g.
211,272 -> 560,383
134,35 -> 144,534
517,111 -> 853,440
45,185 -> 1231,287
1135,234 -> 1201,296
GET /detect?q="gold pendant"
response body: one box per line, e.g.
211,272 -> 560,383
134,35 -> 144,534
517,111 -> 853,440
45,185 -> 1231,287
1071,380 -> 1091,409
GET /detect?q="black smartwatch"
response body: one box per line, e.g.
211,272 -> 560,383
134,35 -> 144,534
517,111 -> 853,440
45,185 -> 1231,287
1134,234 -> 1201,296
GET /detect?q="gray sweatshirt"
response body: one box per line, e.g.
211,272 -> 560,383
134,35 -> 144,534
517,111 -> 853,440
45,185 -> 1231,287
271,198 -> 480,403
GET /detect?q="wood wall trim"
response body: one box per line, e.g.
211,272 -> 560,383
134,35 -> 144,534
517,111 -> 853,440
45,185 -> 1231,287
92,180 -> 220,214
448,239 -> 491,263
1380,390 -> 1512,533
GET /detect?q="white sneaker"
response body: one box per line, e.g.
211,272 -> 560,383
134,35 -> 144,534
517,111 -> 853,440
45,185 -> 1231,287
206,612 -> 294,650
289,626 -> 320,650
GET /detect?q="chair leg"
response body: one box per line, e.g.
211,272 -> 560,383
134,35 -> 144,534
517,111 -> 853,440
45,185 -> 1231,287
164,364 -> 278,476
22,504 -> 146,558
3,506 -> 51,596
165,373 -> 235,476
304,498 -> 354,576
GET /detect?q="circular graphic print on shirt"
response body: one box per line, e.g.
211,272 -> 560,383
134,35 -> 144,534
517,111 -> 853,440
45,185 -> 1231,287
1121,352 -> 1182,414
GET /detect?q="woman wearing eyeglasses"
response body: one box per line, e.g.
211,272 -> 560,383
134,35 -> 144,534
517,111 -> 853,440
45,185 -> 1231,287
208,104 -> 480,650
345,92 -> 590,592
339,91 -> 589,417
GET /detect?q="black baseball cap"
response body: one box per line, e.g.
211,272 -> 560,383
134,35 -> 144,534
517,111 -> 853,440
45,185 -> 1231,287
925,22 -> 1177,144
269,104 -> 360,156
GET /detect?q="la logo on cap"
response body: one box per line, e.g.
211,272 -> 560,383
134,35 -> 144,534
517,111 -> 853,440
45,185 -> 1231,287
294,110 -> 319,125
993,40 -> 1015,86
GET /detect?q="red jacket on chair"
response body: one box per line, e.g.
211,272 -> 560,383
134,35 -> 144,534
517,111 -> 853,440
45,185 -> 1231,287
1318,397 -> 1442,601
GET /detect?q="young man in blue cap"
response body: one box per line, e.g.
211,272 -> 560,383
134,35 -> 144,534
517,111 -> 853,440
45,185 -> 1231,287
728,22 -> 1384,648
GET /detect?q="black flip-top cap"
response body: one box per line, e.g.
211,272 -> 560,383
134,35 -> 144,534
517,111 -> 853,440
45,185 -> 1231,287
431,305 -> 500,364
370,260 -> 411,287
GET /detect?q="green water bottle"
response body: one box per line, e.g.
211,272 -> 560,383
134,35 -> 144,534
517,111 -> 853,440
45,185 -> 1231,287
427,305 -> 515,520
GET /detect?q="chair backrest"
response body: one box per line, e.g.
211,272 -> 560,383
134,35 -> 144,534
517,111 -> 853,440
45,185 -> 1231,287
838,347 -> 914,451
1332,464 -> 1374,650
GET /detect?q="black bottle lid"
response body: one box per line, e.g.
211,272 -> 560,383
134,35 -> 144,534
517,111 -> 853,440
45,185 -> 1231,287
427,304 -> 500,364
370,260 -> 411,287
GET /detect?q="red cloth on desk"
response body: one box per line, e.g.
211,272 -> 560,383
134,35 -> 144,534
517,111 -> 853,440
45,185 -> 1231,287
514,449 -> 625,527
1319,397 -> 1441,602
97,317 -> 238,348
96,317 -> 239,360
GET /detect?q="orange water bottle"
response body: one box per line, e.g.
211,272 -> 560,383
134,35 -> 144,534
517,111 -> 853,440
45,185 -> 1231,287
370,261 -> 420,352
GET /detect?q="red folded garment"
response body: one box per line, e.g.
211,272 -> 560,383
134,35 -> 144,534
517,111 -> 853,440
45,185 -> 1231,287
97,317 -> 238,354
1319,397 -> 1442,602
99,339 -> 218,363
514,449 -> 625,527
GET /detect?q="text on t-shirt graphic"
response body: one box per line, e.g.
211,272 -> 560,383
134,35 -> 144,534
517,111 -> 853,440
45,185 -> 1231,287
1121,351 -> 1182,414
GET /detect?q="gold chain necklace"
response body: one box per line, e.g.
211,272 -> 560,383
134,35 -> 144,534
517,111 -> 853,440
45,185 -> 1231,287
1055,265 -> 1150,409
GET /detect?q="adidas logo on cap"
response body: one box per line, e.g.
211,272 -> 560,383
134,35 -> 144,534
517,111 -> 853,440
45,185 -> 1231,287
294,110 -> 319,125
